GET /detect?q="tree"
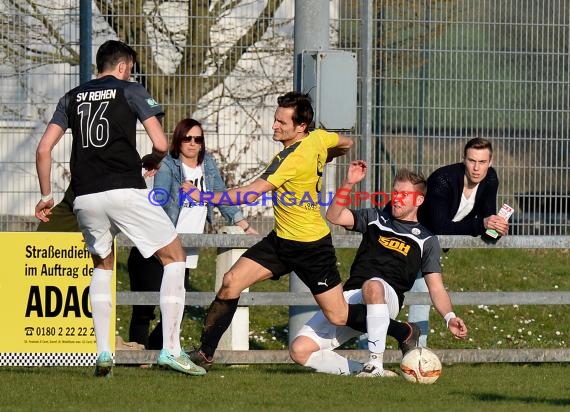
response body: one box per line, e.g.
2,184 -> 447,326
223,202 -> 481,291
1,0 -> 290,130
0,0 -> 294,198
94,0 -> 289,132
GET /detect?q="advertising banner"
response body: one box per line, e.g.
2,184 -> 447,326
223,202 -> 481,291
0,232 -> 115,366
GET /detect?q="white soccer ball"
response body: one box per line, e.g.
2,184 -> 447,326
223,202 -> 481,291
400,347 -> 442,384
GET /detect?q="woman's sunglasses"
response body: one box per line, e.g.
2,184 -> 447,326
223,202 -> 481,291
182,135 -> 204,144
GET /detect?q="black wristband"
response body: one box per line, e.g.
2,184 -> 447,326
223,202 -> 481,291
151,147 -> 166,161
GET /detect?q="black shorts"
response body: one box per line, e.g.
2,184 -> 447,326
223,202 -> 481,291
242,231 -> 341,295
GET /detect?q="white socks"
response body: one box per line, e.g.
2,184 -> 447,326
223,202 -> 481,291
305,350 -> 363,375
366,303 -> 390,367
89,268 -> 113,355
90,262 -> 186,357
300,304 -> 391,375
160,262 -> 186,356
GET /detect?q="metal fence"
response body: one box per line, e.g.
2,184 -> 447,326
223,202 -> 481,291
0,0 -> 568,234
114,233 -> 570,364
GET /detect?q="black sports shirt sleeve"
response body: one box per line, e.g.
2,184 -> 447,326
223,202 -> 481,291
349,208 -> 378,233
124,82 -> 164,121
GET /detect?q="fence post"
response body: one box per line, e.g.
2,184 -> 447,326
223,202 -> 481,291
215,227 -> 249,350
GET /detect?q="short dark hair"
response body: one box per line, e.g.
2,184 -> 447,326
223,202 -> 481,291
463,137 -> 493,159
170,118 -> 206,165
277,92 -> 314,129
96,40 -> 137,73
394,168 -> 427,196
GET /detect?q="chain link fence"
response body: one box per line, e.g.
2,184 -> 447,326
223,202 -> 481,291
1,0 -> 568,234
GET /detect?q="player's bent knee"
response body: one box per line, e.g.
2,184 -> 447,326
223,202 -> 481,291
221,270 -> 240,290
216,270 -> 242,299
361,279 -> 385,302
289,337 -> 316,365
156,239 -> 185,265
288,347 -> 305,365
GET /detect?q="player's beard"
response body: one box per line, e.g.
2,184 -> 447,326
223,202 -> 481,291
392,205 -> 415,221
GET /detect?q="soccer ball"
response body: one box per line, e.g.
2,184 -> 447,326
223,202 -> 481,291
400,347 -> 442,384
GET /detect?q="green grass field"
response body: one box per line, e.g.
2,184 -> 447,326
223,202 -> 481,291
1,247 -> 568,411
0,363 -> 568,411
0,364 -> 570,412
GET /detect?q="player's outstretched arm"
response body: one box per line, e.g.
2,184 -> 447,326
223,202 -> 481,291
425,272 -> 468,340
326,160 -> 367,228
184,177 -> 275,206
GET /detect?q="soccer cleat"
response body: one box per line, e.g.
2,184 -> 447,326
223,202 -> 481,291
94,351 -> 113,378
399,322 -> 421,356
188,349 -> 214,371
157,349 -> 207,376
356,363 -> 398,378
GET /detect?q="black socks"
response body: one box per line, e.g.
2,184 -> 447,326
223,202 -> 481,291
200,296 -> 239,358
347,304 -> 411,344
388,319 -> 411,343
346,304 -> 367,333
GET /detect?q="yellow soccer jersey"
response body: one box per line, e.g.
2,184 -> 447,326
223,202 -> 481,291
260,129 -> 339,241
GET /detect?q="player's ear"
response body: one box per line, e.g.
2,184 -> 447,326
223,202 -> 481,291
295,122 -> 308,134
414,193 -> 425,207
117,60 -> 127,75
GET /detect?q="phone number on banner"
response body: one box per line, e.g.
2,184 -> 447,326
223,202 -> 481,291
26,326 -> 95,337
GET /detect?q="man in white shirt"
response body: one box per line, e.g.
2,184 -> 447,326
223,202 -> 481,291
411,137 -> 509,346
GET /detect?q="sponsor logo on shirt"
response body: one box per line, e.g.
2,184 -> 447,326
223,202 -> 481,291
378,236 -> 410,256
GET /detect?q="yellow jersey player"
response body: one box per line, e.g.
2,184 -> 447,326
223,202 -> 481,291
186,91 -> 355,370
